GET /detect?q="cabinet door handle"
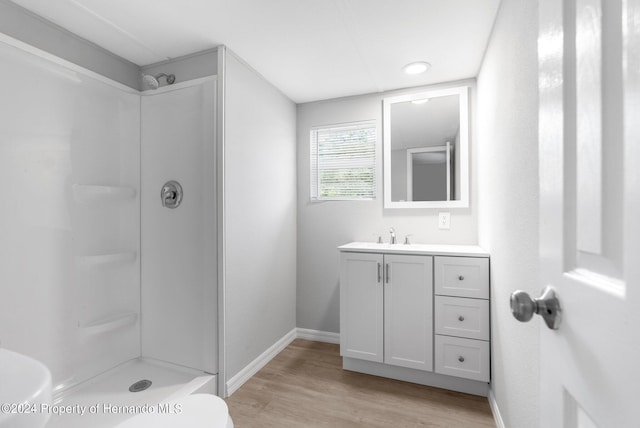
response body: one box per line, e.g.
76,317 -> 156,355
385,264 -> 390,283
377,263 -> 381,283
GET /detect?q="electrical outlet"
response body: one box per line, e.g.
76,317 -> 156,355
438,212 -> 451,230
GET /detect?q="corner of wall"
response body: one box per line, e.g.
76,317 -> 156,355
216,43 -> 228,399
488,389 -> 507,428
225,328 -> 297,396
141,48 -> 219,89
222,49 -> 297,386
476,0 -> 540,427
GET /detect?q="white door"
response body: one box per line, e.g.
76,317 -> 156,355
537,0 -> 640,426
384,254 -> 433,371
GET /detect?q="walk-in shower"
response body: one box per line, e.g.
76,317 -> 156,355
0,31 -> 218,427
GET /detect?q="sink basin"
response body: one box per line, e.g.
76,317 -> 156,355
0,348 -> 52,428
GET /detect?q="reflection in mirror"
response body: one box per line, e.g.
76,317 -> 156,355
383,86 -> 469,208
406,143 -> 452,201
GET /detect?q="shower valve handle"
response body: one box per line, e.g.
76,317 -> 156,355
161,180 -> 183,209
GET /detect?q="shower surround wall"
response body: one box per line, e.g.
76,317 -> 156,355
0,29 -> 219,405
141,78 -> 218,374
0,34 -> 141,392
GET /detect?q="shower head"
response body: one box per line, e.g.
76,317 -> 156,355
142,74 -> 159,90
142,73 -> 176,90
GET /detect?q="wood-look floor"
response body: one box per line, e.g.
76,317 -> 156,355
225,339 -> 495,428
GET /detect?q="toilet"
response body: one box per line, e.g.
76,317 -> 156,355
116,394 -> 233,428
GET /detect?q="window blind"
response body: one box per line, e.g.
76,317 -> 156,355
310,120 -> 376,200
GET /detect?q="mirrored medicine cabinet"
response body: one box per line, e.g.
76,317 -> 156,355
383,86 -> 469,209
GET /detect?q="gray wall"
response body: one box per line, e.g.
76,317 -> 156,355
477,0 -> 540,426
454,129 -> 461,199
0,0 -> 139,89
391,149 -> 408,201
222,49 -> 297,384
297,81 -> 478,333
413,163 -> 447,201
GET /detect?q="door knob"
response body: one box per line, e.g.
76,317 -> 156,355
510,286 -> 561,330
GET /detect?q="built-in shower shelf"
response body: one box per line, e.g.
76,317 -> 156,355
73,184 -> 137,204
81,312 -> 138,336
76,252 -> 137,269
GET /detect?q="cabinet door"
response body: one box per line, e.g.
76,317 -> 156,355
384,254 -> 433,371
340,252 -> 384,362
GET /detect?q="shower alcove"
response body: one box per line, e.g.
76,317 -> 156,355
0,31 -> 219,428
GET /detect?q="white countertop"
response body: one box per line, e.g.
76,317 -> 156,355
337,242 -> 489,257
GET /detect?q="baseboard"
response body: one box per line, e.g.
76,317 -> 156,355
488,388 -> 506,428
296,328 -> 340,344
225,328 -> 339,396
225,328 -> 297,396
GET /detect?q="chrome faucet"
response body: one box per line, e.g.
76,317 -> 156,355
389,227 -> 396,244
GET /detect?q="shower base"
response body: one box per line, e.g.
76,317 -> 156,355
46,358 -> 216,428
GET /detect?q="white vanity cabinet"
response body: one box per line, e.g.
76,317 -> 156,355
434,256 -> 490,382
340,252 -> 433,371
338,242 -> 491,396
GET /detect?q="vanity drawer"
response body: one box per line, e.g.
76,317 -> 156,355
435,296 -> 490,341
434,256 -> 489,299
435,335 -> 490,382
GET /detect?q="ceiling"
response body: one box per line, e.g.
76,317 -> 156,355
9,0 -> 501,103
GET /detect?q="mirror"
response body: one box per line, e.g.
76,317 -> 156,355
383,86 -> 469,208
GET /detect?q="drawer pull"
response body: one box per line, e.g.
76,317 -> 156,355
458,275 -> 465,281
458,315 -> 465,322
458,356 -> 465,363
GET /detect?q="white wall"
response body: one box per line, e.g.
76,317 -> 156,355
141,79 -> 217,373
477,0 -> 540,427
221,49 -> 297,385
0,34 -> 140,392
297,81 -> 478,333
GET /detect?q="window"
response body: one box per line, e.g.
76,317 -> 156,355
310,120 -> 376,200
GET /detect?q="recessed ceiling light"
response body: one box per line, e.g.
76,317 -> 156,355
402,61 -> 431,75
411,98 -> 430,105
